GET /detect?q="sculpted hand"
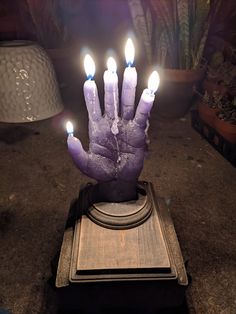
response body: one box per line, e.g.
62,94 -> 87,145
67,61 -> 157,201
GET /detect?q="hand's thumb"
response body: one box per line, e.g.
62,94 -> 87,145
67,136 -> 88,174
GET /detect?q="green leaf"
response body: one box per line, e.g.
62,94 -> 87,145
177,0 -> 190,69
128,0 -> 152,63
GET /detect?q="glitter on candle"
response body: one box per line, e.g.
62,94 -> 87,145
125,38 -> 135,67
66,121 -> 74,136
84,54 -> 95,80
107,57 -> 117,73
148,71 -> 160,94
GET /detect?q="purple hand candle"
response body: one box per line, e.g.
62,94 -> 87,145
66,42 -> 160,202
121,38 -> 137,120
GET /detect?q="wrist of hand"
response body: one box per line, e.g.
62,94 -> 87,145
92,179 -> 138,203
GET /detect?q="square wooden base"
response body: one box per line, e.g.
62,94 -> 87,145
56,182 -> 188,312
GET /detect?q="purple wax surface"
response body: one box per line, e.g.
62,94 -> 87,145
67,75 -> 155,201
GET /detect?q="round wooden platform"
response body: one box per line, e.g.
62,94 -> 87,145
86,193 -> 152,229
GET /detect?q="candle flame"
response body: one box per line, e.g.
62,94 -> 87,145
107,57 -> 117,73
84,54 -> 95,79
125,38 -> 135,66
148,71 -> 160,94
66,121 -> 74,135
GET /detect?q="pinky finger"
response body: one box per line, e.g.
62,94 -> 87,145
134,89 -> 155,128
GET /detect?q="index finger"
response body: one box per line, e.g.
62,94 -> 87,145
83,80 -> 102,121
134,89 -> 155,127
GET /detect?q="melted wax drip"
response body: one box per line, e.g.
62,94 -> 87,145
111,90 -> 119,136
114,135 -> 120,178
110,86 -> 121,172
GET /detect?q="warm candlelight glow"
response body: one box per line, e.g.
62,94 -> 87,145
125,38 -> 135,66
107,57 -> 117,73
148,71 -> 160,94
66,121 -> 74,135
84,54 -> 95,79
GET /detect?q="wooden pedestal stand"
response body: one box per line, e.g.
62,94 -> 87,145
56,182 -> 188,313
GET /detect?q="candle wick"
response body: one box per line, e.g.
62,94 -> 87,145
149,90 -> 155,96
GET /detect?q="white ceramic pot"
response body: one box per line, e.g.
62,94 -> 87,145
0,41 -> 63,122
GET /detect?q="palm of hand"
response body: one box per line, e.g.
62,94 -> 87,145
87,115 -> 147,181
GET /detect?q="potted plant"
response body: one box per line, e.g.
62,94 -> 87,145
203,51 -> 226,95
215,96 -> 236,143
128,0 -> 223,119
197,90 -> 222,127
203,48 -> 236,96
